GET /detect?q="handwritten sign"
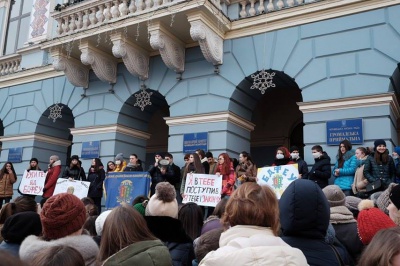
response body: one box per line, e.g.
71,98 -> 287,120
53,178 -> 90,199
257,164 -> 299,199
18,170 -> 46,195
182,173 -> 222,207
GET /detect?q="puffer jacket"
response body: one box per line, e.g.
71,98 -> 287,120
363,151 -> 395,190
62,165 -> 86,181
308,152 -> 331,189
43,160 -> 62,198
0,172 -> 16,198
333,150 -> 357,190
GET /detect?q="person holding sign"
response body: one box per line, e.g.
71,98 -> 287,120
27,158 -> 41,172
0,162 -> 17,208
42,155 -> 62,201
215,153 -> 235,198
180,153 -> 205,197
62,155 -> 86,181
87,158 -> 106,213
272,147 -> 294,166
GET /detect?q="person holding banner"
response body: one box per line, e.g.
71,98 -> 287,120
62,155 -> 86,181
87,158 -> 106,213
180,153 -> 205,197
27,158 -> 41,171
272,146 -> 294,166
0,162 -> 17,208
42,155 -> 62,201
215,153 -> 235,198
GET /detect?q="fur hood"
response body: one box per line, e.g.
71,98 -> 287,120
20,234 -> 99,266
49,160 -> 62,168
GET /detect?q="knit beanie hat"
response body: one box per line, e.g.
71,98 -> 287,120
133,201 -> 148,217
374,139 -> 386,150
40,193 -> 86,240
377,183 -> 398,214
70,155 -> 79,161
357,199 -> 396,245
1,212 -> 42,244
145,182 -> 178,218
395,147 -> 400,155
115,153 -> 124,162
345,196 -> 362,212
30,158 -> 39,164
389,184 -> 400,210
95,210 -> 112,236
323,185 -> 346,207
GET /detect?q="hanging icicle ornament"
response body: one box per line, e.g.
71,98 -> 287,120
134,85 -> 153,111
48,103 -> 63,122
250,69 -> 276,94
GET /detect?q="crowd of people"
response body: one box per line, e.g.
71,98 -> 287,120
0,139 -> 400,265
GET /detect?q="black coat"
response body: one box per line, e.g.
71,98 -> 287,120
123,164 -> 143,172
87,169 -> 105,198
62,166 -> 86,181
363,152 -> 395,190
145,216 -> 195,266
308,152 -> 331,189
290,157 -> 309,179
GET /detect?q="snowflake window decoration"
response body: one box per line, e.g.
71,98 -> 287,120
134,86 -> 153,111
250,69 -> 276,94
48,103 -> 63,122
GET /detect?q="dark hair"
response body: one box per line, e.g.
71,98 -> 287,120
195,228 -> 223,262
30,245 -> 85,266
178,203 -> 203,241
91,158 -> 103,173
83,216 -> 98,236
337,139 -> 352,168
106,161 -> 115,173
0,196 -> 37,224
205,151 -> 213,158
374,148 -> 390,164
356,147 -> 371,157
132,195 -> 149,206
85,203 -> 99,216
164,152 -> 173,159
184,153 -> 190,161
196,149 -> 206,159
240,151 -> 254,164
185,153 -> 205,174
311,145 -> 323,152
0,162 -> 17,182
212,197 -> 228,218
98,206 -> 157,262
81,197 -> 95,206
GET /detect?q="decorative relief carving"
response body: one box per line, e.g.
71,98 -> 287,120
79,40 -> 117,84
149,23 -> 185,73
110,32 -> 149,80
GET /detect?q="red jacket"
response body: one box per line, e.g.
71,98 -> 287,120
43,160 -> 61,198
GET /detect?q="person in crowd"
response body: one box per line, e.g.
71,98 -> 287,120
358,226 -> 400,266
205,152 -> 217,176
132,195 -> 149,206
374,182 -> 397,215
356,199 -> 396,245
123,154 -> 143,172
30,245 -> 85,266
83,216 -> 98,237
19,193 -> 99,266
27,158 -> 41,171
279,179 -> 351,266
81,197 -> 95,206
351,147 -> 370,197
180,153 -> 205,197
106,161 -> 115,173
193,228 -> 223,266
87,158 -> 105,213
114,153 -> 126,172
322,185 -> 363,263
145,182 -> 195,266
332,140 -> 357,196
272,146 -> 293,166
178,202 -> 203,241
393,146 -> 400,183
133,200 -> 148,217
85,203 -> 99,217
62,155 -> 86,181
42,155 -> 62,203
179,153 -> 190,198
289,146 -> 308,179
0,212 -> 42,257
235,151 -> 257,186
0,162 -> 17,208
161,152 -> 182,204
94,210 -> 112,245
201,198 -> 228,235
387,184 -> 400,225
215,153 -> 235,198
98,205 -> 172,265
200,182 -> 307,265
148,152 -> 166,196
345,196 -> 362,218
196,149 -> 210,174
308,145 -> 331,189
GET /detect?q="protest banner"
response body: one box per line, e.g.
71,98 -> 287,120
257,164 -> 299,199
53,178 -> 90,199
18,170 -> 46,196
182,173 -> 222,207
104,172 -> 151,209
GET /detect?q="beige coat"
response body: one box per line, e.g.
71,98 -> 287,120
0,172 -> 16,198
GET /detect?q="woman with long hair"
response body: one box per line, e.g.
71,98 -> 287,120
0,162 -> 17,208
235,151 -> 257,186
62,155 -> 86,181
272,147 -> 293,166
215,153 -> 235,198
87,158 -> 106,213
106,161 -> 115,173
98,205 -> 171,265
180,153 -> 205,196
351,147 -> 371,197
332,139 -> 357,196
178,202 -> 203,241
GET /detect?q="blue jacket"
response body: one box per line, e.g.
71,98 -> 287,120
333,150 -> 357,190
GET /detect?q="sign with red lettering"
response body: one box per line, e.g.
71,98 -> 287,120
18,170 -> 46,195
182,173 -> 222,207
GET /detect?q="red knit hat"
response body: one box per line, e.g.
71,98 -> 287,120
41,193 -> 86,240
357,199 -> 396,245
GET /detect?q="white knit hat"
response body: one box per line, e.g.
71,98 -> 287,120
95,210 -> 112,236
145,182 -> 178,219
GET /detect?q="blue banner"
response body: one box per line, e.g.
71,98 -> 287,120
104,172 -> 151,209
81,141 -> 100,159
8,147 -> 22,163
326,119 -> 363,145
183,132 -> 208,153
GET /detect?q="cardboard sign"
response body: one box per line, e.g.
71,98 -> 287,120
18,170 -> 46,195
53,178 -> 90,199
182,173 -> 222,207
257,164 -> 299,199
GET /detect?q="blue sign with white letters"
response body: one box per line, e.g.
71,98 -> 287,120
81,141 -> 100,159
8,147 -> 22,163
326,119 -> 363,145
183,132 -> 208,153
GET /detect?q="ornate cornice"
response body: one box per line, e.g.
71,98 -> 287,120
70,124 -> 151,140
164,111 -> 255,131
110,32 -> 150,80
0,133 -> 72,147
149,22 -> 185,73
79,40 -> 118,84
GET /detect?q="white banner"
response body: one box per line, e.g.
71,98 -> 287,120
182,173 -> 222,207
18,170 -> 46,195
53,178 -> 90,199
257,164 -> 299,199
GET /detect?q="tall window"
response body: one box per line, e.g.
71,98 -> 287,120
3,0 -> 32,55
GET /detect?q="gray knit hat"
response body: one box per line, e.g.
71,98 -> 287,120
322,185 -> 345,207
376,183 -> 398,214
345,196 -> 362,212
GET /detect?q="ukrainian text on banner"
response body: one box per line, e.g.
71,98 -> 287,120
182,173 -> 222,207
256,164 -> 299,199
53,178 -> 90,199
104,172 -> 151,210
18,170 -> 46,195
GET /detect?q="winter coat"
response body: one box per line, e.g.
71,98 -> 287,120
0,172 -> 16,198
351,156 -> 369,195
145,216 -> 195,266
87,168 -> 106,198
20,234 -> 99,266
279,179 -> 351,266
123,164 -> 143,172
180,163 -> 205,195
363,151 -> 395,190
235,161 -> 257,185
215,163 -> 236,196
289,157 -> 309,179
199,225 -> 307,266
102,240 -> 172,266
149,165 -> 166,196
62,165 -> 86,181
308,152 -> 331,189
43,160 -> 62,198
333,150 -> 357,190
